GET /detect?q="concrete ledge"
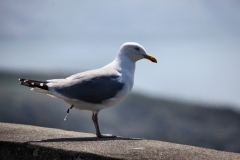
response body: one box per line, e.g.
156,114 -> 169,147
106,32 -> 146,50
0,122 -> 239,160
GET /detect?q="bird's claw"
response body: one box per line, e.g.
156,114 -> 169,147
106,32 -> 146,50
97,134 -> 116,138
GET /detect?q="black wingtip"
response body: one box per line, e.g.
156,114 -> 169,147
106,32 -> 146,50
18,78 -> 48,90
19,78 -> 26,81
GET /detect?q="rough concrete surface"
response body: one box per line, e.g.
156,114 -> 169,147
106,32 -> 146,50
0,122 -> 240,160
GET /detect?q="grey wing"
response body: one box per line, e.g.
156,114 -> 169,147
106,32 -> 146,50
54,75 -> 124,104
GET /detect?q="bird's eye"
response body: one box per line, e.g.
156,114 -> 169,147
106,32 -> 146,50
135,47 -> 140,51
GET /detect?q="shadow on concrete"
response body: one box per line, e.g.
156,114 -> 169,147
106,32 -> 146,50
27,136 -> 142,143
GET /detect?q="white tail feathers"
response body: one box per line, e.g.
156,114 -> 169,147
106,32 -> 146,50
31,88 -> 49,94
31,88 -> 57,98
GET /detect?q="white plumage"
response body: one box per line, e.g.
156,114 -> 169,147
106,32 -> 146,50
19,42 -> 157,138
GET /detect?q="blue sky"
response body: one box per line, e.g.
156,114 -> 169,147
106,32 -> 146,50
1,0 -> 240,109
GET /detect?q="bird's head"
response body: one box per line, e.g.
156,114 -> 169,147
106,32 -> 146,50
119,42 -> 157,63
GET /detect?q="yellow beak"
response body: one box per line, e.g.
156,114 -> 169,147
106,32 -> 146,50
143,54 -> 157,63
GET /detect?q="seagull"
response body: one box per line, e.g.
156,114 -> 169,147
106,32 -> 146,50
19,42 -> 157,138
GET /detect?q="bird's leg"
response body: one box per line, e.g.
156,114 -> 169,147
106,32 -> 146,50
64,105 -> 74,121
92,112 -> 101,137
92,112 -> 116,138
